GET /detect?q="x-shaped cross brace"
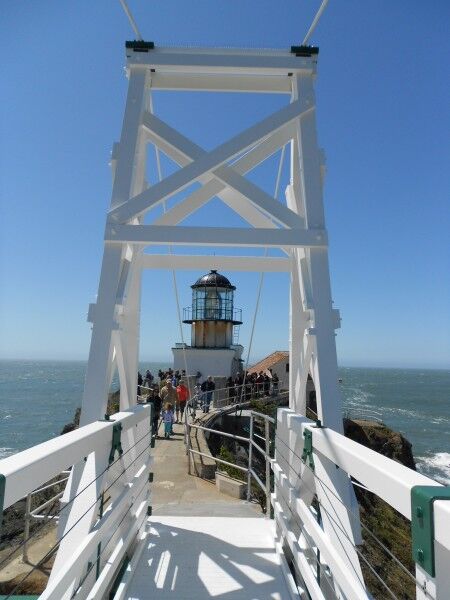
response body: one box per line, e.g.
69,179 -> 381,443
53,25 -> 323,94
108,99 -> 308,228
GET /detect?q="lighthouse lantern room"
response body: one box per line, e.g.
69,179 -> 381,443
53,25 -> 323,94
172,270 -> 244,378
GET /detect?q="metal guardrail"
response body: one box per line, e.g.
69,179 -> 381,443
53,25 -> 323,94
23,471 -> 71,562
182,306 -> 242,322
185,409 -> 275,516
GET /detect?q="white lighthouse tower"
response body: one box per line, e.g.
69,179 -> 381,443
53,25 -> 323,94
172,270 -> 243,378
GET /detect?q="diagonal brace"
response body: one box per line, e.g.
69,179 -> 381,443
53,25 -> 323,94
139,110 -> 303,228
108,99 -> 309,223
143,111 -> 300,227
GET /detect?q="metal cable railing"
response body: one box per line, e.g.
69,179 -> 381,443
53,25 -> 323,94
185,409 -> 275,514
0,423 -> 153,598
72,474 -> 149,598
2,435 -> 152,599
274,433 -> 435,600
274,444 -> 398,600
0,424 -> 153,574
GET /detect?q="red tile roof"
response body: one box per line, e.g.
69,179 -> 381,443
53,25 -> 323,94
248,351 -> 289,375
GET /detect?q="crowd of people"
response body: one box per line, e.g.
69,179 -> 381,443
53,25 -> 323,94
225,370 -> 279,402
137,367 -> 279,440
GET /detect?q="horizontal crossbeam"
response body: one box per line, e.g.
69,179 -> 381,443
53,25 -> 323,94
139,254 -> 292,272
148,72 -> 293,94
126,46 -> 316,76
106,224 -> 327,248
108,99 -> 308,223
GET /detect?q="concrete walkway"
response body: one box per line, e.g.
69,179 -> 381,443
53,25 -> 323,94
152,420 -> 260,518
124,421 -> 295,599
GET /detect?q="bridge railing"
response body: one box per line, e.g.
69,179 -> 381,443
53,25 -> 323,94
273,408 -> 450,600
0,403 -> 153,600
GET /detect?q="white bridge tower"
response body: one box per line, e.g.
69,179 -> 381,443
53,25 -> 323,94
53,40 -> 366,595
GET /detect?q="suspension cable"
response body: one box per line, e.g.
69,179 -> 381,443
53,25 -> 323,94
148,90 -> 191,400
240,145 -> 286,399
118,0 -> 143,40
302,0 -> 329,45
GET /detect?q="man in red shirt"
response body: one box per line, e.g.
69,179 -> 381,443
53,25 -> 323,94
176,380 -> 189,423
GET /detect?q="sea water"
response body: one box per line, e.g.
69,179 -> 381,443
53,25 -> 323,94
0,360 -> 449,483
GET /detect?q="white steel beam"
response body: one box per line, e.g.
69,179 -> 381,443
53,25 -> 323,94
143,111 -> 302,228
139,254 -> 292,272
106,224 -> 327,248
126,46 -> 316,76
109,99 -> 309,222
148,72 -> 292,94
148,124 -> 293,232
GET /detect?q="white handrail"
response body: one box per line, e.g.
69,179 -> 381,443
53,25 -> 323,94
0,405 -> 151,509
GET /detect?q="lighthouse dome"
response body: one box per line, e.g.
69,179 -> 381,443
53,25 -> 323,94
192,270 -> 236,290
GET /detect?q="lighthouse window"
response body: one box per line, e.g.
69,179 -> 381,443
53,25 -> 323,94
192,287 -> 234,320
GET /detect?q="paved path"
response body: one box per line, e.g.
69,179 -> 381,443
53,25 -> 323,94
151,420 -> 259,518
123,421 -> 294,598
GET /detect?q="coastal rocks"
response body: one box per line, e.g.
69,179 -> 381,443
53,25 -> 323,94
60,407 -> 81,435
344,418 -> 415,470
344,419 -> 416,600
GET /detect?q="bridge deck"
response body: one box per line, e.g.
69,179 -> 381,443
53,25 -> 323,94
125,516 -> 293,599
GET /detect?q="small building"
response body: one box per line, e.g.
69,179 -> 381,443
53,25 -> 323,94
172,270 -> 244,378
248,351 -> 290,389
249,351 -> 316,403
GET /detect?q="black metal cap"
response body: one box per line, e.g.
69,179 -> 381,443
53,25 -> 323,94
192,270 -> 236,290
290,45 -> 319,57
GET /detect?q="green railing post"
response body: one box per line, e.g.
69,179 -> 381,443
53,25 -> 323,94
301,429 -> 315,471
411,485 -> 450,577
109,423 -> 123,465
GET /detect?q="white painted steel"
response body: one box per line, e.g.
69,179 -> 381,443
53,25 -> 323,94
111,529 -> 148,600
126,46 -> 316,76
274,464 -> 368,600
108,99 -> 308,222
139,254 -> 292,272
32,41 -> 450,600
84,501 -> 148,599
279,408 -> 442,520
141,111 -> 303,229
146,116 -> 294,232
41,461 -> 151,600
274,408 -> 450,599
125,516 -> 295,599
0,406 -> 149,508
148,72 -> 293,93
106,224 -> 327,248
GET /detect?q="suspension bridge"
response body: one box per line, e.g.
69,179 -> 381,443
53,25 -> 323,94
1,7 -> 449,599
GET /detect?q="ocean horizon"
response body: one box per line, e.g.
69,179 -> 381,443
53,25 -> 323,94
1,359 -> 449,484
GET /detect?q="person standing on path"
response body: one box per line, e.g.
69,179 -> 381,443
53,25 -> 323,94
162,402 -> 174,438
160,379 -> 179,422
201,376 -> 215,413
176,380 -> 189,423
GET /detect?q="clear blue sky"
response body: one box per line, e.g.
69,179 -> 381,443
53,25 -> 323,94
1,1 -> 449,368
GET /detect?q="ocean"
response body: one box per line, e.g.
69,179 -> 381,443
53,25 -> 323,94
0,360 -> 449,484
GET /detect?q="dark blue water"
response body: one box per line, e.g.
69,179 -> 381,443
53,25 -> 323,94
1,360 -> 449,483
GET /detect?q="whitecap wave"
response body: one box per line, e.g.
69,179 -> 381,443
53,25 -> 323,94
0,447 -> 14,459
416,452 -> 450,485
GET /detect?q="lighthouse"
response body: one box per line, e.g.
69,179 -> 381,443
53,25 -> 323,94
172,270 -> 244,378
